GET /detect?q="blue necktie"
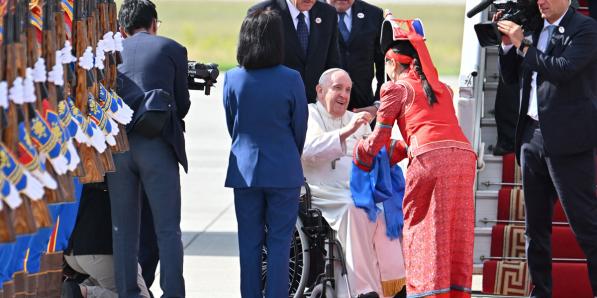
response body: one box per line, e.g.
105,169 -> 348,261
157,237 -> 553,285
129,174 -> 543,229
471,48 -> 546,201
547,24 -> 556,37
338,12 -> 350,42
539,25 -> 556,52
297,12 -> 309,54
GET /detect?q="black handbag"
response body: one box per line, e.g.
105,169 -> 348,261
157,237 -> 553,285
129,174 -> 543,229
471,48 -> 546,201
133,89 -> 174,138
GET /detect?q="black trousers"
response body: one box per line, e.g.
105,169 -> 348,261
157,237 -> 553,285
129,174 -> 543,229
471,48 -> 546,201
590,0 -> 597,21
494,79 -> 519,152
520,119 -> 597,297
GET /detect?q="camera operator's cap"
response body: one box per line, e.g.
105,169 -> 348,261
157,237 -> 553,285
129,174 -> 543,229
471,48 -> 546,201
380,14 -> 444,96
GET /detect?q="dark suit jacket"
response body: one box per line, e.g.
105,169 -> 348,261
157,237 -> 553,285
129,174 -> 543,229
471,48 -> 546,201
117,32 -> 191,171
66,182 -> 112,255
500,8 -> 597,160
223,65 -> 308,188
249,0 -> 341,102
338,0 -> 385,110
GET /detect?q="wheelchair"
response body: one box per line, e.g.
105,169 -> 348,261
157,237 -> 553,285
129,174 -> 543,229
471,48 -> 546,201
261,183 -> 352,298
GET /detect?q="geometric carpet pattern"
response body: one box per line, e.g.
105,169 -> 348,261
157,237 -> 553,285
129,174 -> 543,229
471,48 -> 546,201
482,153 -> 593,297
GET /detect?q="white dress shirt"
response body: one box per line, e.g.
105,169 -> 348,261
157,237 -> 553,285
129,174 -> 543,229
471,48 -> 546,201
501,13 -> 566,121
337,7 -> 352,32
286,0 -> 310,32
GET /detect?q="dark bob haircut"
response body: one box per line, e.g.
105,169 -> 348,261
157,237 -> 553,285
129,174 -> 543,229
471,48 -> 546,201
118,0 -> 157,35
236,9 -> 284,69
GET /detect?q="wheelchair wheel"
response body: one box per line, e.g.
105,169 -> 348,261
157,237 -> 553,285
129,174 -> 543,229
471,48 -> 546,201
261,217 -> 310,298
310,282 -> 335,298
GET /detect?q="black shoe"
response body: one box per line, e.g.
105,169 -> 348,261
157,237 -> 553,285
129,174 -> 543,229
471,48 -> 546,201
492,143 -> 514,156
61,280 -> 83,298
394,286 -> 407,298
357,292 -> 380,298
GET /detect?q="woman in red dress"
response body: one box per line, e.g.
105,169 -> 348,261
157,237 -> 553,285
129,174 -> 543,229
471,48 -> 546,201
354,26 -> 476,298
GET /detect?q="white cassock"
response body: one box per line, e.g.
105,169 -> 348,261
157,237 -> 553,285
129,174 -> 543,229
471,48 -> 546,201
302,102 -> 406,298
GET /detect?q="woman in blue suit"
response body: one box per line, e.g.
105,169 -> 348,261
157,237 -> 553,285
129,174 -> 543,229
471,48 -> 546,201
223,9 -> 308,298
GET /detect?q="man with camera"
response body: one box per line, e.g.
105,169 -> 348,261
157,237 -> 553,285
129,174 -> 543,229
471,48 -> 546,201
109,0 -> 189,297
497,0 -> 597,297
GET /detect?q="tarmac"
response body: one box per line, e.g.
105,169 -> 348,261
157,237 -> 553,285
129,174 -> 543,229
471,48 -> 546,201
148,75 -> 482,297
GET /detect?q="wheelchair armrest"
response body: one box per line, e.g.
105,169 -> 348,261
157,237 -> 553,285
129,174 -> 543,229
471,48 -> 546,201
300,179 -> 313,210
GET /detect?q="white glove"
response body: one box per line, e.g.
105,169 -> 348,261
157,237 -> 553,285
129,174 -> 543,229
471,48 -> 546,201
102,32 -> 116,52
9,77 -> 25,104
31,169 -> 58,190
114,32 -> 124,52
33,58 -> 47,83
66,140 -> 81,171
108,117 -> 119,136
21,171 -> 45,200
48,52 -> 65,86
44,152 -> 69,175
24,68 -> 36,103
72,119 -> 90,145
79,47 -> 95,70
0,81 -> 8,109
88,120 -> 108,153
61,41 -> 78,64
2,180 -> 23,209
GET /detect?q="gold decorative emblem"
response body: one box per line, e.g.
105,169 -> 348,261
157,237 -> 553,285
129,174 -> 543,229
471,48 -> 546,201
51,123 -> 63,140
0,150 -> 8,169
32,119 -> 48,139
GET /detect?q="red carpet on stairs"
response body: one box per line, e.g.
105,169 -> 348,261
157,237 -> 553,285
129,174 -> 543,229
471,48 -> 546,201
490,224 -> 585,259
501,154 -> 521,184
481,153 -> 595,297
497,187 -> 568,222
483,261 -> 593,297
579,0 -> 590,16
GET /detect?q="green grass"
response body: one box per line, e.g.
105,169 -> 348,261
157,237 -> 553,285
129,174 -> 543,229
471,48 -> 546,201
150,1 -> 465,75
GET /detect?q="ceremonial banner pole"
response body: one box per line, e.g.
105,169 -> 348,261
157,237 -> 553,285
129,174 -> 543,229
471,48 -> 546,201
73,0 -> 105,183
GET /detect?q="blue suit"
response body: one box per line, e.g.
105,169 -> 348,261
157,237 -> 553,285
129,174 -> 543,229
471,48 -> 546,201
223,65 -> 308,298
108,31 -> 189,298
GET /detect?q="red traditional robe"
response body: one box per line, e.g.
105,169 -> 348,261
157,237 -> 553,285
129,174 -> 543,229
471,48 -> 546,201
355,70 -> 477,298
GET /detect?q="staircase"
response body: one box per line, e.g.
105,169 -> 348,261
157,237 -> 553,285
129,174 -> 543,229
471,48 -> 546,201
457,0 -> 594,297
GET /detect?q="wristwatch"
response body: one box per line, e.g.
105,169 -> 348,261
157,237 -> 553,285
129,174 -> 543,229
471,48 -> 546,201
518,38 -> 532,52
373,100 -> 381,110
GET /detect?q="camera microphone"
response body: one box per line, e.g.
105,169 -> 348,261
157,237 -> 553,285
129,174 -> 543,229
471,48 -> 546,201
466,0 -> 495,18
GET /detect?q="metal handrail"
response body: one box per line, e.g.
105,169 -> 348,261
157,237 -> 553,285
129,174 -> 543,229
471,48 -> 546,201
479,218 -> 569,225
481,181 -> 522,187
480,256 -> 587,262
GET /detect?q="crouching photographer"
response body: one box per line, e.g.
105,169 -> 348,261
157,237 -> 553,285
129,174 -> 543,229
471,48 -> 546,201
494,0 -> 597,297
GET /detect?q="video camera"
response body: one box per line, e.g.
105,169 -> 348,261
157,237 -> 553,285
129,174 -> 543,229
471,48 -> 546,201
467,0 -> 541,47
188,61 -> 220,95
